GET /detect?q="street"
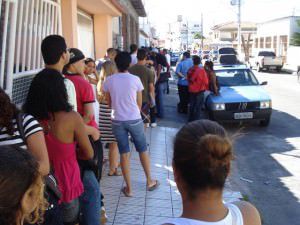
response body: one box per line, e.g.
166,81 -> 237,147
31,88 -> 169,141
228,70 -> 300,225
162,69 -> 300,225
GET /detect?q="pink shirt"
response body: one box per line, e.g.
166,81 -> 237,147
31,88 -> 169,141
103,73 -> 144,121
45,132 -> 83,203
65,74 -> 97,129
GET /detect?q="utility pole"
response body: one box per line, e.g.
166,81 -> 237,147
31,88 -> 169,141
201,13 -> 204,49
237,0 -> 241,55
186,20 -> 189,50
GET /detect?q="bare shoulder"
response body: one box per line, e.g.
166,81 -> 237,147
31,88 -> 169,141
233,201 -> 261,225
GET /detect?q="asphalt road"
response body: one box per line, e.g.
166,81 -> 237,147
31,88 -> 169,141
161,68 -> 300,225
227,70 -> 300,225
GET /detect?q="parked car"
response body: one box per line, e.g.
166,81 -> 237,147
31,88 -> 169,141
249,50 -> 283,72
201,50 -> 211,60
170,52 -> 180,66
206,64 -> 272,126
218,47 -> 237,55
217,47 -> 239,64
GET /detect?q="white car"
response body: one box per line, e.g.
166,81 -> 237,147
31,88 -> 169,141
249,50 -> 283,72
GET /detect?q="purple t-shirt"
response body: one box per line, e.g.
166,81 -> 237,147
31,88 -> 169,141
103,73 -> 144,121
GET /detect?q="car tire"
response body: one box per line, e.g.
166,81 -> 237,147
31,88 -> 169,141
260,117 -> 270,127
276,67 -> 282,72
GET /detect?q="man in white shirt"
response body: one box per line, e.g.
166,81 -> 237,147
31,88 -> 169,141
130,44 -> 138,65
41,35 -> 78,111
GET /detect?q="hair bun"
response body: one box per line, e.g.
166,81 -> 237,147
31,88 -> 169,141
199,134 -> 233,166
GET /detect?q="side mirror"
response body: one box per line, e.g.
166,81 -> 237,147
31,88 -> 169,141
261,81 -> 268,85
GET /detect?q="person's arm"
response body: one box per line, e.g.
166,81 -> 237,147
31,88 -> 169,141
149,83 -> 155,102
87,76 -> 98,85
105,92 -> 112,108
234,201 -> 261,225
137,91 -> 143,110
157,64 -> 162,80
176,63 -> 184,78
85,125 -> 100,141
27,131 -> 50,176
73,113 -> 94,160
212,72 -> 219,95
83,103 -> 94,124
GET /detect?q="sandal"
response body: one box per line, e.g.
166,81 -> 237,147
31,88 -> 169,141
147,180 -> 160,191
121,187 -> 132,197
107,169 -> 122,176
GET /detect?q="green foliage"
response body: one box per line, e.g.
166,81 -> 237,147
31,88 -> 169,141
193,32 -> 205,40
291,20 -> 300,46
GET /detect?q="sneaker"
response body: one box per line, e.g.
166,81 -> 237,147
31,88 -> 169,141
151,123 -> 157,128
101,207 -> 108,224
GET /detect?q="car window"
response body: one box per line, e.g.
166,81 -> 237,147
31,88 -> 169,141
219,48 -> 237,55
258,51 -> 276,57
203,51 -> 210,54
216,69 -> 259,86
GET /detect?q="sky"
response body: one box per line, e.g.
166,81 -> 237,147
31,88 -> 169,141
143,0 -> 300,38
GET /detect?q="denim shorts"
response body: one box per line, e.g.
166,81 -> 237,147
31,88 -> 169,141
112,119 -> 147,154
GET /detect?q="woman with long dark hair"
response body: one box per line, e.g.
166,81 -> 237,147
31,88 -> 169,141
204,61 -> 219,96
163,120 -> 261,225
24,69 -> 94,225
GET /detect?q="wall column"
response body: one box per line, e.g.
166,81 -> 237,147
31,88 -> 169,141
94,14 -> 113,59
61,0 -> 78,48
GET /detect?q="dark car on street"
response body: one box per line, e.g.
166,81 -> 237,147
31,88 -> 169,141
170,52 -> 180,66
206,64 -> 272,126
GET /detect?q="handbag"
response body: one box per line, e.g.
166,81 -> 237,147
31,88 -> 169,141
78,136 -> 103,181
158,72 -> 171,83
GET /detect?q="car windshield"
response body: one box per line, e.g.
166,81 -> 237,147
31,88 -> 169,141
219,48 -> 237,55
216,69 -> 259,87
172,53 -> 180,57
258,51 -> 275,57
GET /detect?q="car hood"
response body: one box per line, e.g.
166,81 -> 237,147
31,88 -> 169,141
210,86 -> 271,103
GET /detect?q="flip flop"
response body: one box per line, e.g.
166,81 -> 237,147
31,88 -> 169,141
107,169 -> 122,176
147,180 -> 160,191
121,187 -> 132,197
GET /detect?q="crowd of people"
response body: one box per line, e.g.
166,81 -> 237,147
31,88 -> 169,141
0,34 -> 261,225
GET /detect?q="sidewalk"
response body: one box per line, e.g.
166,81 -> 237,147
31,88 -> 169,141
101,80 -> 242,225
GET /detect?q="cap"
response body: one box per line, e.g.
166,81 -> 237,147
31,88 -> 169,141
68,48 -> 85,65
151,48 -> 159,53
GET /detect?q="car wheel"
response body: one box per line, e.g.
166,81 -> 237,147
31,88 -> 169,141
276,67 -> 282,72
260,117 -> 270,127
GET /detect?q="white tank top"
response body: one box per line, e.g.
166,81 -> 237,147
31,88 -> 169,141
163,203 -> 243,225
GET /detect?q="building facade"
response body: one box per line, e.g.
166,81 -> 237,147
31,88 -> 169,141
0,0 -> 146,105
253,16 -> 300,62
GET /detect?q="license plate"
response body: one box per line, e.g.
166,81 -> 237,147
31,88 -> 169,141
234,112 -> 253,120
270,66 -> 276,69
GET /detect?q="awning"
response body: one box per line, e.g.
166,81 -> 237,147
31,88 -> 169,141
130,0 -> 147,17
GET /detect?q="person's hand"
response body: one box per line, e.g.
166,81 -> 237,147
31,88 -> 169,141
147,60 -> 154,65
91,127 -> 100,141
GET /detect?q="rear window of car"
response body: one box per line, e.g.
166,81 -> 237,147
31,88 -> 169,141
216,69 -> 259,87
219,48 -> 237,55
258,51 -> 276,57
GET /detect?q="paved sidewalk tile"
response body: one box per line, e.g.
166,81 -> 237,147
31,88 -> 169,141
101,126 -> 242,225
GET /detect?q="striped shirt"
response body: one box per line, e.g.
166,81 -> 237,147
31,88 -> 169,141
0,114 -> 43,149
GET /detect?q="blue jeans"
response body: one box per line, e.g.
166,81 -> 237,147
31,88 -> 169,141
188,92 -> 205,122
155,81 -> 168,118
112,119 -> 147,154
80,170 -> 101,225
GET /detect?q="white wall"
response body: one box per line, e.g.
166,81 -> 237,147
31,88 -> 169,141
257,18 -> 291,37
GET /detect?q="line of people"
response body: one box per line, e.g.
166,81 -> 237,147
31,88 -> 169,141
0,34 -> 169,225
175,51 -> 219,122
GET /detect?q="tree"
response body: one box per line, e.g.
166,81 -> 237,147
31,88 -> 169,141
193,32 -> 205,40
241,33 -> 252,62
291,20 -> 300,46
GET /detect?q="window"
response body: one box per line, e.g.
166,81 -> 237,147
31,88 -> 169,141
216,69 -> 259,87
